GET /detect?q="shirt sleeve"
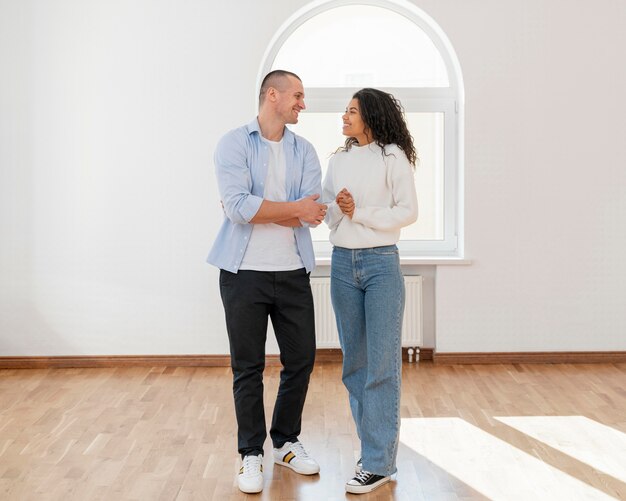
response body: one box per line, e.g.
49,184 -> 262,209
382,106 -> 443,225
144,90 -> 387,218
214,130 -> 263,224
351,150 -> 418,230
322,156 -> 344,230
298,138 -> 323,198
295,138 -> 324,228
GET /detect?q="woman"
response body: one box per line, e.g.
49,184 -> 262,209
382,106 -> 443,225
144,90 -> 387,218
323,88 -> 418,494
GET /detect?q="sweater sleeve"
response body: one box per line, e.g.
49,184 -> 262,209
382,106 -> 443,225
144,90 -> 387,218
322,157 -> 344,230
351,151 -> 418,230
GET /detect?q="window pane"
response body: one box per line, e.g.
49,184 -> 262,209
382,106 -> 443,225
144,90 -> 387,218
272,5 -> 449,87
290,111 -> 444,242
405,112 -> 445,241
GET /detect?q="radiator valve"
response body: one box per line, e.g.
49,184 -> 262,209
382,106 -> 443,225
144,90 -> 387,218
407,347 -> 420,363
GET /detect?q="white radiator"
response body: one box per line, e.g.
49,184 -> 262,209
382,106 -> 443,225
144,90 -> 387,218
311,276 -> 423,362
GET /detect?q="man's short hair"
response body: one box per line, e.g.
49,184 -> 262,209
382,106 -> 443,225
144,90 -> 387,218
259,70 -> 301,105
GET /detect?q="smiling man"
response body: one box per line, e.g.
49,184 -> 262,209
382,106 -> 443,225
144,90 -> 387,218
208,70 -> 326,494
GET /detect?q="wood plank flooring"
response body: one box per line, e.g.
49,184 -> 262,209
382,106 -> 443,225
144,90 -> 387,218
1,362 -> 625,500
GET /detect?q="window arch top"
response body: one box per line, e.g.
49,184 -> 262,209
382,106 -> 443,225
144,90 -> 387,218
271,5 -> 449,88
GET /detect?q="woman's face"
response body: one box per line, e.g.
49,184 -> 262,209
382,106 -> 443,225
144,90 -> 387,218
342,98 -> 369,144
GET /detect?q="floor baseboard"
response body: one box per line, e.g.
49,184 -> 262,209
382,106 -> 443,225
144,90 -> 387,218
3,349 -> 624,369
433,351 -> 626,364
0,348 -> 434,369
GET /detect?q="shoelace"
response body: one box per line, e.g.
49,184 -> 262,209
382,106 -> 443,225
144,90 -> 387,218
354,469 -> 374,484
290,441 -> 311,460
242,455 -> 262,477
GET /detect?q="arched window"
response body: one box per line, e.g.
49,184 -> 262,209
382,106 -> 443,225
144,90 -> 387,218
259,0 -> 464,258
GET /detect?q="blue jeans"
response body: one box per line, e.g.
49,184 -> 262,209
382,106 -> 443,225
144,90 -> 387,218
330,245 -> 405,476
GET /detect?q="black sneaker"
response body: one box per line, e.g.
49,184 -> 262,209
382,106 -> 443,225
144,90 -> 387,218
355,457 -> 362,474
345,470 -> 391,494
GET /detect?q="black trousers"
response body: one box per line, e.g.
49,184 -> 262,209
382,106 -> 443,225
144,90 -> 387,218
219,268 -> 316,458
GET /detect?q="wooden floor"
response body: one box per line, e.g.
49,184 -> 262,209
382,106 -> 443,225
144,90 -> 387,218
1,362 -> 625,501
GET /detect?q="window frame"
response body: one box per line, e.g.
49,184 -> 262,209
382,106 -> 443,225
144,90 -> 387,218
258,0 -> 465,259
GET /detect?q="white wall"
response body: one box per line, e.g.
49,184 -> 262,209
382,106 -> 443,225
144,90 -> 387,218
428,0 -> 626,351
0,0 -> 286,355
1,0 -> 625,356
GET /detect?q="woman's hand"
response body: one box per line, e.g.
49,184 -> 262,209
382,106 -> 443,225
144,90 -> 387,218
336,188 -> 355,219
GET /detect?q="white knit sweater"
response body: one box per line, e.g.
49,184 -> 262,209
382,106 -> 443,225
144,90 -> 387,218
322,142 -> 418,249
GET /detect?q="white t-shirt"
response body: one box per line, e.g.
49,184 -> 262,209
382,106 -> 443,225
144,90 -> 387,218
322,142 -> 418,249
239,138 -> 304,271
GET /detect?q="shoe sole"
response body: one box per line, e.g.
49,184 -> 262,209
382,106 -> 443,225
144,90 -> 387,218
274,459 -> 320,475
238,482 -> 263,494
238,486 -> 263,494
345,476 -> 391,494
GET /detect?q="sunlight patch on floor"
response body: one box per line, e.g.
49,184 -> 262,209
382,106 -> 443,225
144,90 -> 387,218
400,417 -> 616,501
495,416 -> 626,483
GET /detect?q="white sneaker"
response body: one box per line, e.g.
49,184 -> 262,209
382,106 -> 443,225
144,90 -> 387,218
237,454 -> 263,493
273,441 -> 320,475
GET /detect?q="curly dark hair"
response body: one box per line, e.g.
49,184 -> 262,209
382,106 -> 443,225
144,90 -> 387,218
343,88 -> 417,167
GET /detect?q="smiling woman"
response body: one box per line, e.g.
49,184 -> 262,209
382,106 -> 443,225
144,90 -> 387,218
260,0 -> 464,258
320,86 -> 419,493
341,99 -> 367,144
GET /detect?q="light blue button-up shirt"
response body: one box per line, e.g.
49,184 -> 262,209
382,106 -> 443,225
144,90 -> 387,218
207,118 -> 322,273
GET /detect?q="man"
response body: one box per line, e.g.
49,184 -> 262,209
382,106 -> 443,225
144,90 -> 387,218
207,70 -> 326,494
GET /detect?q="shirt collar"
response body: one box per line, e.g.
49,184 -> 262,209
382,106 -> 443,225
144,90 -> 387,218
246,117 -> 295,145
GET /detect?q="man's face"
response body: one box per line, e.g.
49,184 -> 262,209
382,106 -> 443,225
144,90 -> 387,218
275,76 -> 306,125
